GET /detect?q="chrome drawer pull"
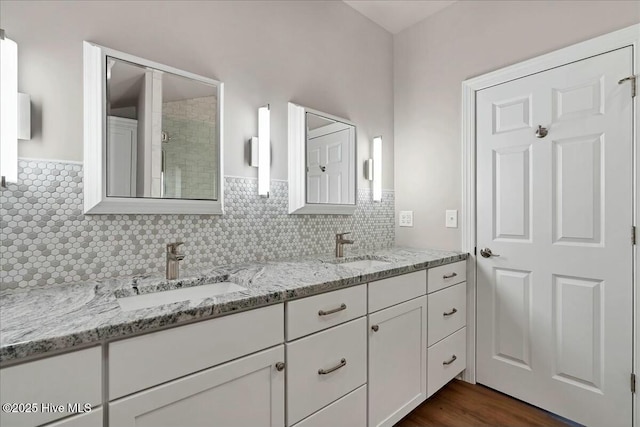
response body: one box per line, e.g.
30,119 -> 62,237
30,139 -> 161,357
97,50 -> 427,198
443,355 -> 457,366
443,308 -> 458,317
318,303 -> 347,316
443,272 -> 458,279
318,358 -> 347,375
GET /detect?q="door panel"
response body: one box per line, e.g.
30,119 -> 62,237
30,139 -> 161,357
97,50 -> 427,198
552,77 -> 603,123
552,274 -> 603,392
492,268 -> 532,370
552,134 -> 603,245
493,95 -> 532,134
493,145 -> 532,240
476,47 -> 633,427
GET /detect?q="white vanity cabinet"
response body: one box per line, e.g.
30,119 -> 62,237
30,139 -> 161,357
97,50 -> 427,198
426,261 -> 467,397
0,257 -> 469,427
367,272 -> 427,427
109,346 -> 285,427
0,346 -> 103,427
108,304 -> 286,427
285,284 -> 368,427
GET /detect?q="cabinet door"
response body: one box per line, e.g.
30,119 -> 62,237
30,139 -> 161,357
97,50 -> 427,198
110,346 -> 285,427
42,408 -> 102,427
368,296 -> 427,427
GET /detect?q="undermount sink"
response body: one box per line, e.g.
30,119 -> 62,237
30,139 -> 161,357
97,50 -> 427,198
340,259 -> 390,269
330,255 -> 391,269
117,281 -> 246,312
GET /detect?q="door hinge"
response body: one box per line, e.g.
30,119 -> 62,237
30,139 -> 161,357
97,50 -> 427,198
632,373 -> 636,393
619,75 -> 636,97
633,226 -> 637,245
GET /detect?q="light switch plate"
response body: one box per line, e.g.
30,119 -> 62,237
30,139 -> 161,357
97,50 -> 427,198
399,211 -> 413,227
446,210 -> 458,228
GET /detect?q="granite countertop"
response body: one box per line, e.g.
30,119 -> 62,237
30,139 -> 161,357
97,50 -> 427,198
0,247 -> 467,364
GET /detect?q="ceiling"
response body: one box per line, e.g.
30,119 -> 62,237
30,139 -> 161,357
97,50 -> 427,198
343,0 -> 456,34
108,57 -> 216,109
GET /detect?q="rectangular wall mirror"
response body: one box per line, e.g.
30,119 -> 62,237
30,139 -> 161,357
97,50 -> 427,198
288,103 -> 356,214
83,42 -> 224,214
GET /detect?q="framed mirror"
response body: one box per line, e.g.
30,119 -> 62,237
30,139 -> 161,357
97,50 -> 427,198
288,103 -> 357,214
83,41 -> 224,214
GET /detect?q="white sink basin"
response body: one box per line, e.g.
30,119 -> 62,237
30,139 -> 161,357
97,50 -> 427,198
117,282 -> 246,312
340,259 -> 390,269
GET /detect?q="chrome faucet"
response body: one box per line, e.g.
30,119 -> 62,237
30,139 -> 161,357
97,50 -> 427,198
166,242 -> 185,280
335,232 -> 354,258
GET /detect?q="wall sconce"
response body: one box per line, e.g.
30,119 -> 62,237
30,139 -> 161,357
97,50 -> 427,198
372,136 -> 383,201
1,29 -> 18,186
0,29 -> 31,188
250,104 -> 270,197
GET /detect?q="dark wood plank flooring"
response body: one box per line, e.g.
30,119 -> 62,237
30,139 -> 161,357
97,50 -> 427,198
396,380 -> 573,427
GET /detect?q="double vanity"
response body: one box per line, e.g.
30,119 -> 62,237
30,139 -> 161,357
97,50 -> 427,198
1,40 -> 467,427
0,248 -> 467,427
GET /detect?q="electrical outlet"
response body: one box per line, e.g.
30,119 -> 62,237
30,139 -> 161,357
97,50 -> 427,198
446,210 -> 458,228
399,211 -> 413,227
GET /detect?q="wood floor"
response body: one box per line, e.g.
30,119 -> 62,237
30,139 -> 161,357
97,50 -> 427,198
396,380 -> 573,427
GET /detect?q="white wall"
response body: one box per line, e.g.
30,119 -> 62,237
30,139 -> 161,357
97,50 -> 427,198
1,0 -> 394,189
394,0 -> 640,250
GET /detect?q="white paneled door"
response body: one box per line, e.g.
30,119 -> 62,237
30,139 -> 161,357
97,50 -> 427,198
307,128 -> 353,204
476,47 -> 633,427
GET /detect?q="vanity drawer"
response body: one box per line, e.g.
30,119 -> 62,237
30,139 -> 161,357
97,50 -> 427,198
109,304 -> 284,399
368,270 -> 426,313
428,282 -> 466,346
293,385 -> 366,427
427,261 -> 466,293
286,284 -> 366,340
286,317 -> 367,426
0,347 -> 102,427
427,327 -> 466,398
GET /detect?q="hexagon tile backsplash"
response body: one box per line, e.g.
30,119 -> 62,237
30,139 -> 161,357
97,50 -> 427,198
0,159 -> 395,290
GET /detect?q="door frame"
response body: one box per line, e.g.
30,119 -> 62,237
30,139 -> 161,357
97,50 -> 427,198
461,23 -> 640,422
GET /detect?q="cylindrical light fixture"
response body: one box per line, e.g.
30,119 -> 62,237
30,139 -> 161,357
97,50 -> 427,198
0,30 -> 18,185
372,136 -> 382,201
258,104 -> 270,197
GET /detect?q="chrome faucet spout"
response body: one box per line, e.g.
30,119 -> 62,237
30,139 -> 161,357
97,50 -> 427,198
166,242 -> 185,280
335,232 -> 355,258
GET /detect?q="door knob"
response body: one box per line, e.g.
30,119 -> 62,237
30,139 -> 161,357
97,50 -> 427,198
535,125 -> 548,138
480,248 -> 500,258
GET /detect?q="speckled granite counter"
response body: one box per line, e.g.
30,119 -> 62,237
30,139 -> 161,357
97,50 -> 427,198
0,247 -> 467,364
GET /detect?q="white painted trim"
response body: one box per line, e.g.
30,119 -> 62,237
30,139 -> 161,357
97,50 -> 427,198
461,24 -> 640,397
82,41 -> 224,215
287,102 -> 358,215
18,157 -> 84,165
290,203 -> 357,215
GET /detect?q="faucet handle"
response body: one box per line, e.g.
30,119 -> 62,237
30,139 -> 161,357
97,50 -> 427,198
337,232 -> 352,238
167,242 -> 184,253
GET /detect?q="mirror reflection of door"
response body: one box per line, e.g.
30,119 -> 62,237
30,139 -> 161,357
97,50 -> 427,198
305,113 -> 355,205
106,57 -> 219,201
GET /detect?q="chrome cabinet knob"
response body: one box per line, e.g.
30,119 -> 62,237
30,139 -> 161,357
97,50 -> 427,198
371,325 -> 379,332
480,248 -> 500,258
275,362 -> 285,371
